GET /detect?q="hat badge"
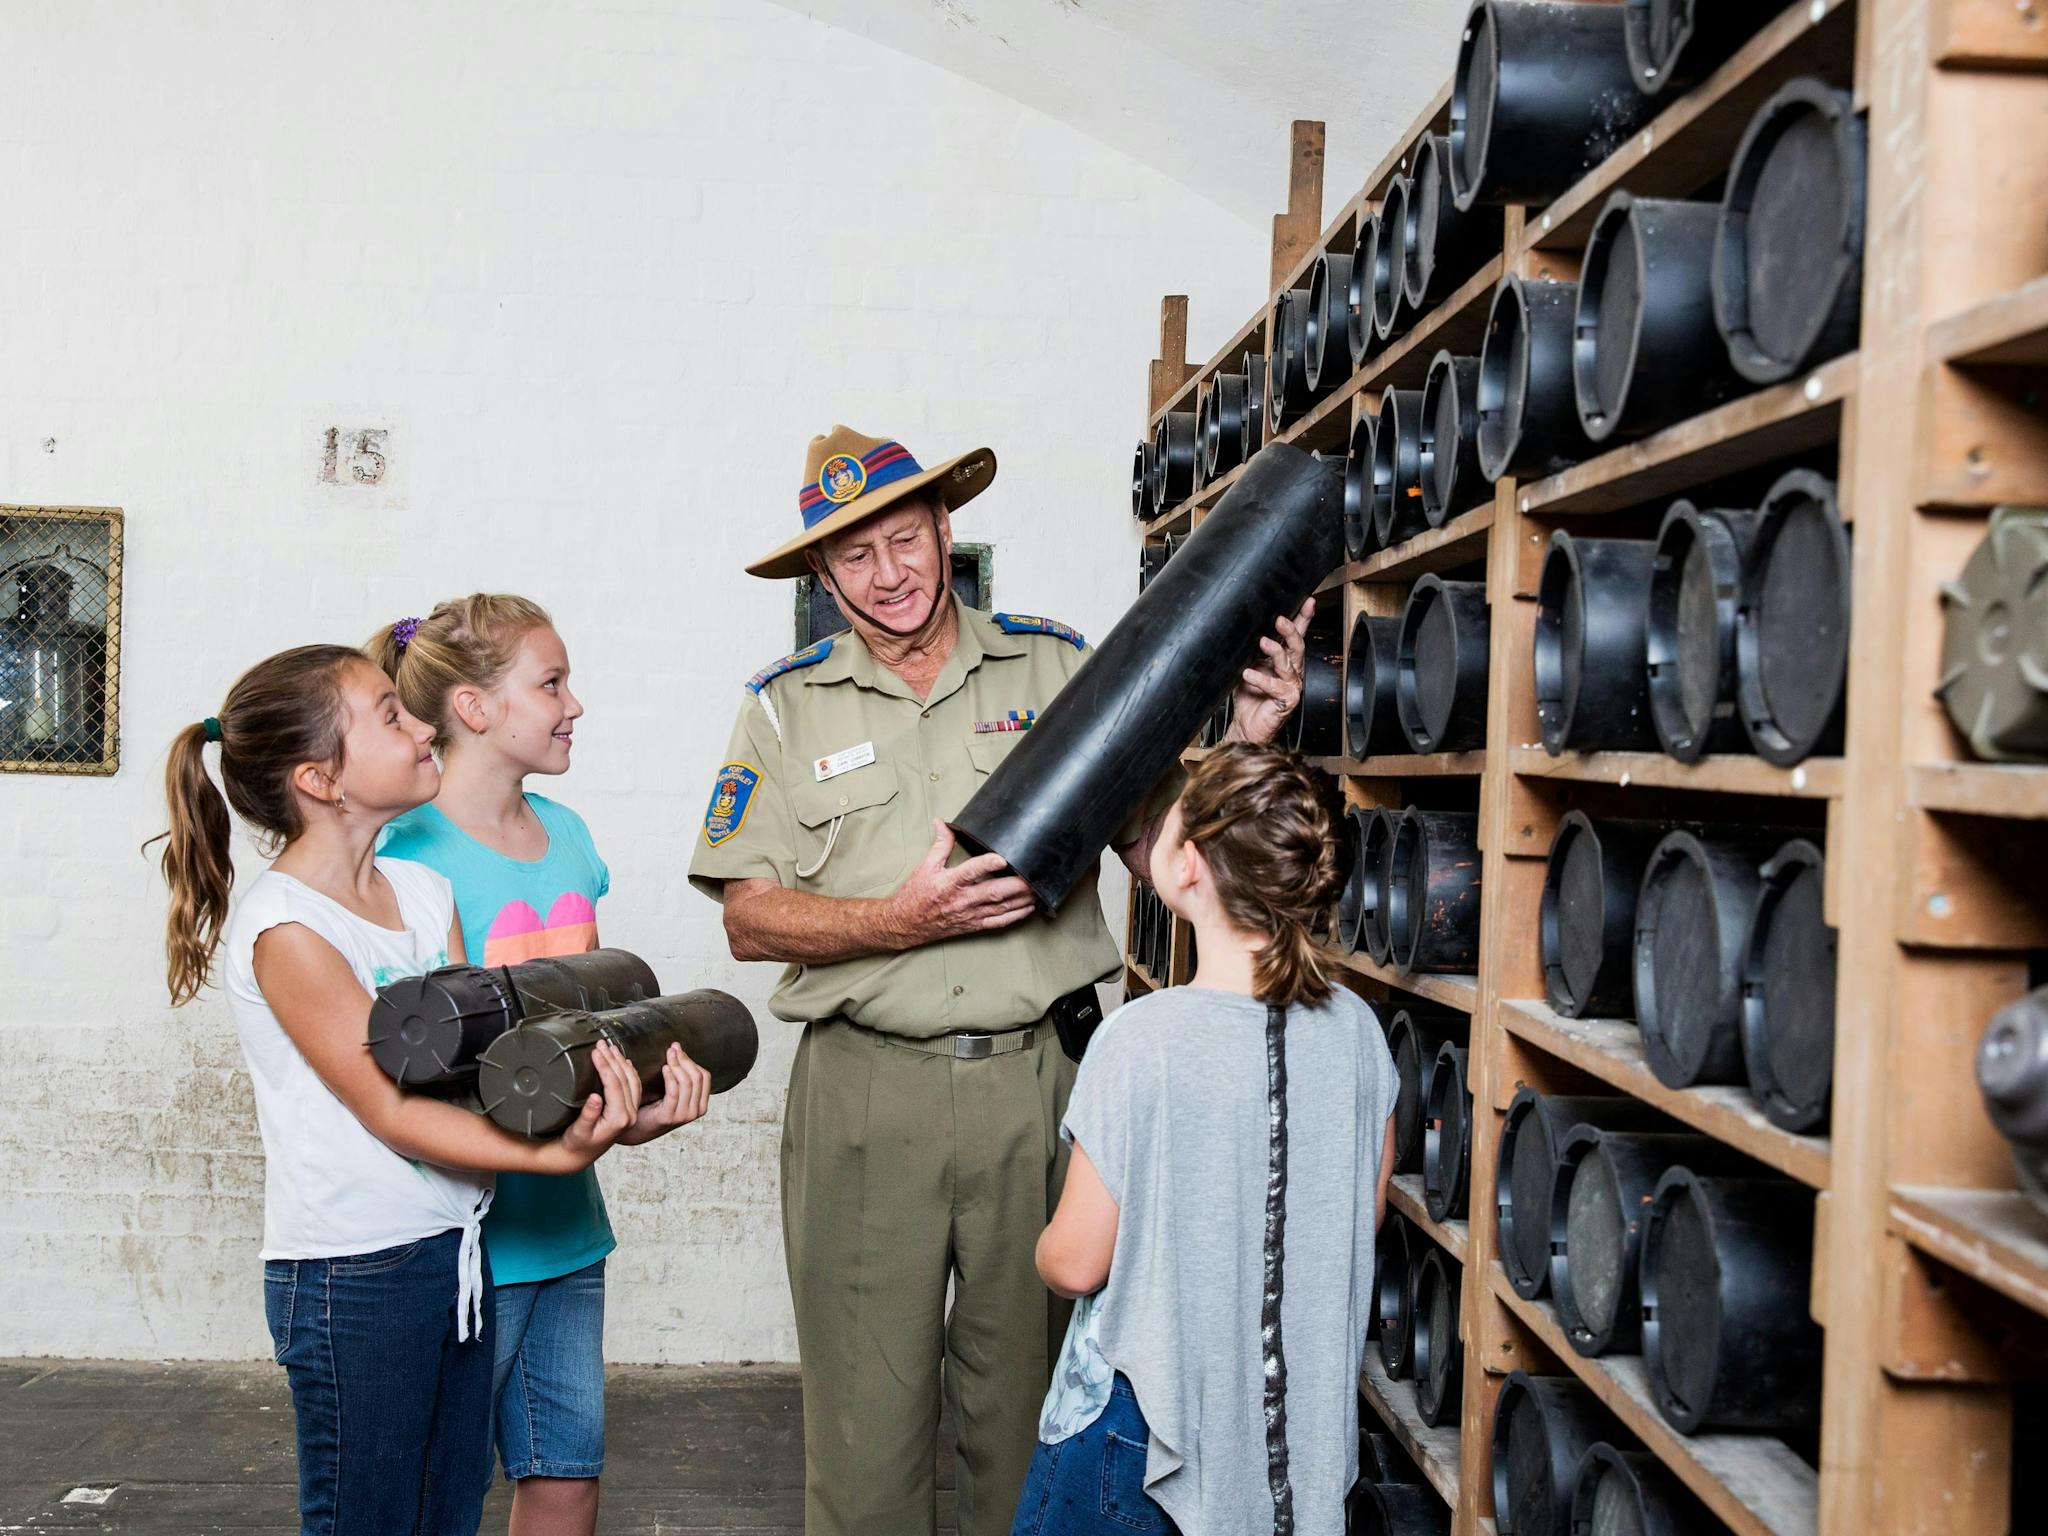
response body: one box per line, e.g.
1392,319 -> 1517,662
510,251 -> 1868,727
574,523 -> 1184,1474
819,454 -> 867,505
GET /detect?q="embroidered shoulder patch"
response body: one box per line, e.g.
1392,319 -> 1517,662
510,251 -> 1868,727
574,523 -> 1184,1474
702,762 -> 760,846
745,637 -> 834,695
993,612 -> 1084,649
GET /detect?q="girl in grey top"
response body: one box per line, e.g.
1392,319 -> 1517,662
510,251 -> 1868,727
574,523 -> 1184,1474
1013,743 -> 1399,1536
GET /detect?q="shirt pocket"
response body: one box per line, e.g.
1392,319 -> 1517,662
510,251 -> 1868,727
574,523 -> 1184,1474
790,763 -> 913,898
965,731 -> 1026,778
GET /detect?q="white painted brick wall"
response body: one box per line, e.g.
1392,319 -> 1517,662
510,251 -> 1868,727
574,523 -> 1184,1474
0,0 -> 1266,1361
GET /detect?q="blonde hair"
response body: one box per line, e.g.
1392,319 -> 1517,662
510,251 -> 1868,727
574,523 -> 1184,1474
364,593 -> 554,749
153,645 -> 362,1005
1177,741 -> 1344,1009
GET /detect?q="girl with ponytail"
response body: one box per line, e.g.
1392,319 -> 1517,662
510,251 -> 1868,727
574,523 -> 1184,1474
1013,742 -> 1401,1536
155,644 -> 645,1536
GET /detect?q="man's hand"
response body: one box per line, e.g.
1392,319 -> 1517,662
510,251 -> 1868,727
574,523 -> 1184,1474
885,820 -> 1038,944
1228,597 -> 1313,746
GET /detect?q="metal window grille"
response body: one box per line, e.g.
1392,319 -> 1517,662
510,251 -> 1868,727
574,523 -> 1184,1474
0,506 -> 124,776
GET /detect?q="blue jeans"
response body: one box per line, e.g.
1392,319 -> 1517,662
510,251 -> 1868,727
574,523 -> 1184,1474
263,1229 -> 495,1536
1011,1375 -> 1180,1535
489,1258 -> 607,1482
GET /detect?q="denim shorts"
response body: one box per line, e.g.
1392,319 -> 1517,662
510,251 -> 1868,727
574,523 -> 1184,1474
489,1258 -> 607,1482
1012,1374 -> 1180,1535
263,1228 -> 494,1536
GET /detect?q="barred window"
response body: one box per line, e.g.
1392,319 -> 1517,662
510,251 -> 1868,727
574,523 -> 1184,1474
0,506 -> 124,775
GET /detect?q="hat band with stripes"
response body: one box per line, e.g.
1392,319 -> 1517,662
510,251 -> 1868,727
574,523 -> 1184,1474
798,441 -> 925,528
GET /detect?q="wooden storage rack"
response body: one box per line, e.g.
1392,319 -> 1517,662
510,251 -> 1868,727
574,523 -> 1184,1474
1121,2 -> 2048,1532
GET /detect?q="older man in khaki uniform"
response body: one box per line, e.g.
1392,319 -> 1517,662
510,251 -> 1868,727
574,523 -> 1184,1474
688,425 -> 1309,1536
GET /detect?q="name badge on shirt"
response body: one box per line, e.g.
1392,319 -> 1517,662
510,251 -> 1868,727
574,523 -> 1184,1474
814,741 -> 876,782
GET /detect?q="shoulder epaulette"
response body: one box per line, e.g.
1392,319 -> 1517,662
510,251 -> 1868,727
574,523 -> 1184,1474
745,637 -> 834,695
993,612 -> 1085,649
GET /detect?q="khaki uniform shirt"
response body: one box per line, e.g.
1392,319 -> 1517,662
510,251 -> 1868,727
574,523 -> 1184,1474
688,604 -> 1179,1037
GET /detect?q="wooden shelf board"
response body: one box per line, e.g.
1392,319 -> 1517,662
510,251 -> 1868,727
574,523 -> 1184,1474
1907,761 -> 2048,820
1526,0 -> 1858,253
1518,353 -> 1855,517
1124,957 -> 1165,993
1889,1186 -> 2048,1320
1310,750 -> 1488,779
1319,506 -> 1496,594
1323,946 -> 1479,1013
1510,747 -> 1844,800
1929,274 -> 2048,369
1491,1272 -> 1821,1536
1390,1171 -> 1469,1264
1499,1000 -> 1832,1188
1358,1348 -> 1460,1508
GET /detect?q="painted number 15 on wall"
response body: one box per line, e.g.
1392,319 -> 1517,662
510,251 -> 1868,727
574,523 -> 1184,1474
319,428 -> 389,486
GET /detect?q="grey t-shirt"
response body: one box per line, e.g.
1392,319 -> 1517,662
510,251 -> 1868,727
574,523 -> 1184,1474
1054,983 -> 1399,1535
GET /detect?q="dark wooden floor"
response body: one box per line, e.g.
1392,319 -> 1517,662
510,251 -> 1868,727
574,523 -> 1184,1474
0,1359 -> 959,1533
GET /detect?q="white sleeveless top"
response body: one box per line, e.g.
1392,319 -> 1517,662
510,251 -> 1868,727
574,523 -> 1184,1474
222,857 -> 493,1337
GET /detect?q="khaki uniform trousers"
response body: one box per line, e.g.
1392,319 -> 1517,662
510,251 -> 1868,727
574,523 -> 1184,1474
782,1017 -> 1075,1536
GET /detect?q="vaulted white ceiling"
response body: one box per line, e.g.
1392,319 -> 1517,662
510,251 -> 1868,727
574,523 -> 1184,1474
766,0 -> 1473,228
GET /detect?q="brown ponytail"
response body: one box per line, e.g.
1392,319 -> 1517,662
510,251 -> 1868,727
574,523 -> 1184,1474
1176,741 -> 1344,1009
367,594 -> 553,750
152,644 -> 360,1004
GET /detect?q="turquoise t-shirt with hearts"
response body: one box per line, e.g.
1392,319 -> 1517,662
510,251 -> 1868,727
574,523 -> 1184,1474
380,793 -> 618,1286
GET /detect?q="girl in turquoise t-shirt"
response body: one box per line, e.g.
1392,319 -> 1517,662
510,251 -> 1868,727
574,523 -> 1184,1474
369,594 -> 712,1536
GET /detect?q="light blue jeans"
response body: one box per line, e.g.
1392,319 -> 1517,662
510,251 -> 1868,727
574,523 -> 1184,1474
489,1258 -> 606,1482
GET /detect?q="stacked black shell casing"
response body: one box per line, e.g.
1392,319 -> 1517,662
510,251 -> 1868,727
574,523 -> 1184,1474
1397,577 -> 1491,754
1534,532 -> 1660,755
1374,176 -> 1414,348
1151,408 -> 1198,515
1350,210 -> 1385,371
1495,1089 -> 1666,1300
1289,600 -> 1348,757
1714,78 -> 1867,382
1647,498 -> 1762,761
1406,133 -> 1504,312
1419,351 -> 1488,529
1740,838 -> 1838,1132
1477,276 -> 1588,481
1451,2 -> 1653,211
1640,1170 -> 1823,1434
1346,612 -> 1406,760
1344,410 -> 1379,561
1423,1038 -> 1473,1221
1389,808 -> 1483,976
1491,1373 -> 1626,1536
1548,1126 -> 1746,1356
1411,1245 -> 1463,1427
1540,813 -> 1673,1020
1373,389 -> 1431,549
1574,193 -> 1749,446
1735,468 -> 1850,765
1307,247 -> 1357,395
1388,1005 -> 1468,1175
1625,0 -> 1786,96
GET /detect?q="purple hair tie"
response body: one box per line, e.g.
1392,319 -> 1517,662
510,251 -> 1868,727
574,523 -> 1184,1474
392,616 -> 422,651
